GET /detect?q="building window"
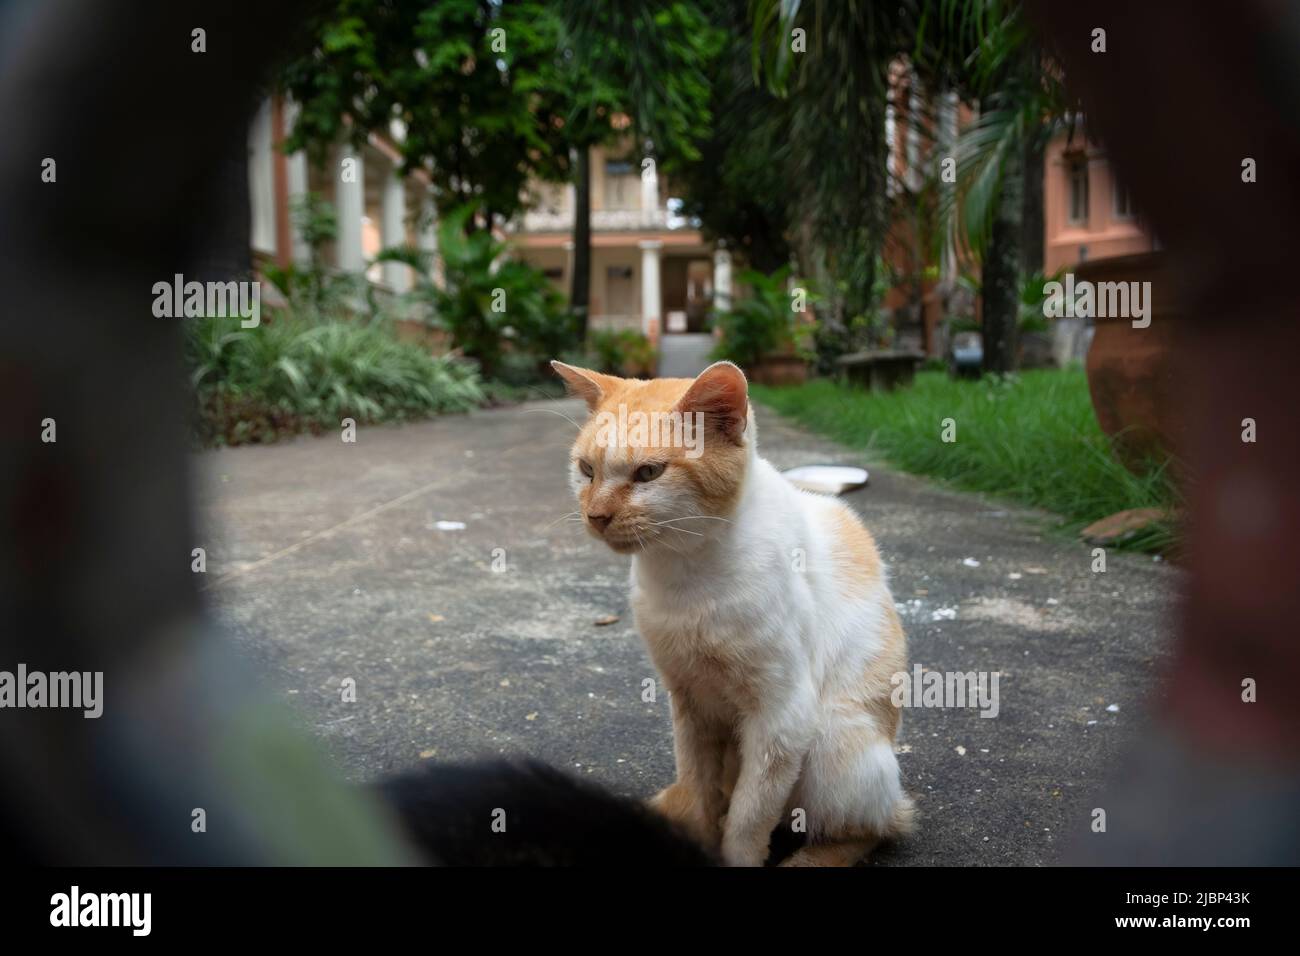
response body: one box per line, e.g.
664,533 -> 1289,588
1067,159 -> 1089,226
604,160 -> 636,210
1113,179 -> 1134,220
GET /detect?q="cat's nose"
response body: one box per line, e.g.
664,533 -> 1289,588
588,513 -> 613,534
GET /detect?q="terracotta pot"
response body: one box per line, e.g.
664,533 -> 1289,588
1079,251 -> 1185,475
747,354 -> 809,386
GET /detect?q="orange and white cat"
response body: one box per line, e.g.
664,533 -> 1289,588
552,359 -> 914,866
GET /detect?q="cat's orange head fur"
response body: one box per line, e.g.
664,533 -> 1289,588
552,360 -> 752,554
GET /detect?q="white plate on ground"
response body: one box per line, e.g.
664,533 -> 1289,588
781,465 -> 869,495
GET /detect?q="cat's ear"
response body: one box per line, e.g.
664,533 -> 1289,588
550,361 -> 619,412
675,361 -> 749,444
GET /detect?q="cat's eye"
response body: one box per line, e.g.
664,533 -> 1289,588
633,462 -> 666,483
578,460 -> 594,479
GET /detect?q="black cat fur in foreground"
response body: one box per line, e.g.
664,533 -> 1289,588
377,759 -> 717,866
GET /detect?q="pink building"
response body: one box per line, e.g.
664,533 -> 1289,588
877,63 -> 1158,356
1043,126 -> 1156,274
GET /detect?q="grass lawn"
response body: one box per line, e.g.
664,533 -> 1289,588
752,368 -> 1178,552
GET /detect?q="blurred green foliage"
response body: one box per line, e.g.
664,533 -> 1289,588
185,312 -> 483,446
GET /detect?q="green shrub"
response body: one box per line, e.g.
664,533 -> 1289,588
185,312 -> 483,446
378,204 -> 577,379
262,194 -> 368,318
712,266 -> 814,369
589,329 -> 658,377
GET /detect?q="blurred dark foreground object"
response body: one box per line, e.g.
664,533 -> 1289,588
378,760 -> 714,866
0,0 -> 419,865
1027,0 -> 1300,862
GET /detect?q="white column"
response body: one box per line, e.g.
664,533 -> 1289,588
906,71 -> 923,191
284,99 -> 311,265
713,245 -> 733,313
938,90 -> 959,282
640,156 -> 659,221
248,98 -> 276,256
885,92 -> 897,197
418,190 -> 440,288
639,239 -> 663,337
381,166 -> 409,292
335,143 -> 365,274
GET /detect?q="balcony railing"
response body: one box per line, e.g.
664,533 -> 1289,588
513,206 -> 677,233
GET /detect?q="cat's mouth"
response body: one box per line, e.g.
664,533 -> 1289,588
602,537 -> 640,554
586,519 -> 645,554
592,529 -> 640,554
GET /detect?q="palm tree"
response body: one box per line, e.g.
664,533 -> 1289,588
750,0 -> 923,366
746,0 -> 1069,372
916,0 -> 1072,371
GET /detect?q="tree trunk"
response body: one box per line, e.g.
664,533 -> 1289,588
570,146 -> 592,341
982,148 -> 1023,373
1021,133 -> 1045,276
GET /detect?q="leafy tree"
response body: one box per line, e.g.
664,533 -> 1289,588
750,0 -> 923,367
914,0 -> 1073,372
672,0 -> 793,274
281,0 -> 720,346
744,0 -> 1074,372
553,1 -> 722,338
278,0 -> 572,225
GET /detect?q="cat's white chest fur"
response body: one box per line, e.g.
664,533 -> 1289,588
632,456 -> 887,712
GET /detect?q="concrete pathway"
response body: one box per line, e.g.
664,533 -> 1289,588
656,332 -> 715,377
196,399 -> 1177,865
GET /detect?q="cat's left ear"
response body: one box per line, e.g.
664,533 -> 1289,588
551,361 -> 620,412
675,361 -> 749,445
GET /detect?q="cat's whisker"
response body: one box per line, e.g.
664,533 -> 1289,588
523,407 -> 584,432
661,524 -> 703,537
546,511 -> 582,529
665,537 -> 686,554
651,515 -> 734,527
647,527 -> 685,554
645,517 -> 716,538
